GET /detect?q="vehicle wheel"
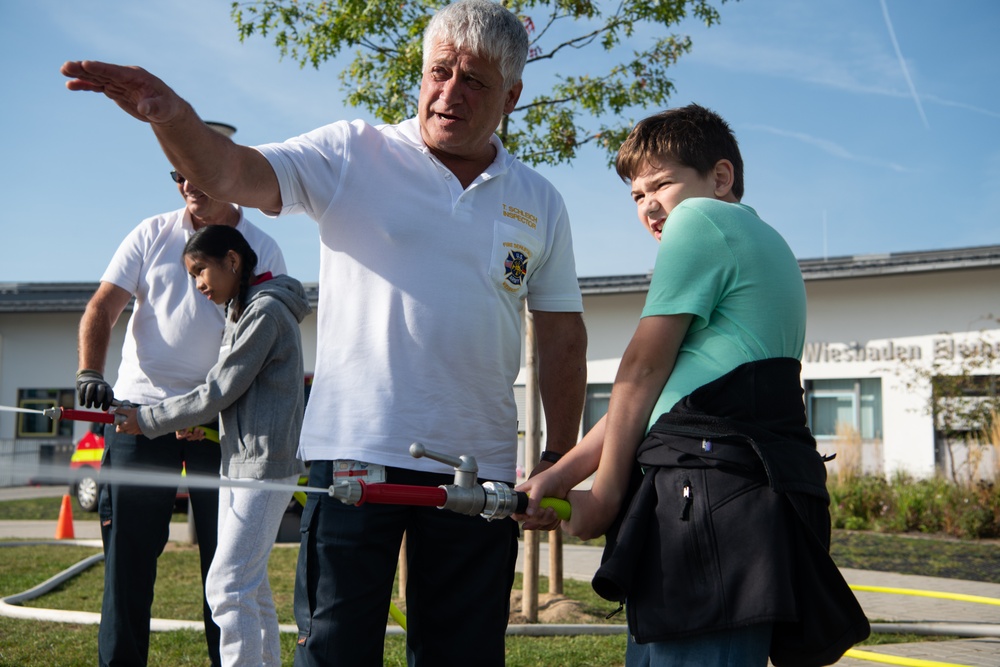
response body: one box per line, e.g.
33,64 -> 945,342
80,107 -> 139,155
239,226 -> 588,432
74,471 -> 99,512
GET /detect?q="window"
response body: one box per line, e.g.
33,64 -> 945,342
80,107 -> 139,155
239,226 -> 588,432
16,388 -> 75,438
806,378 -> 882,440
931,374 -> 998,435
583,383 -> 613,434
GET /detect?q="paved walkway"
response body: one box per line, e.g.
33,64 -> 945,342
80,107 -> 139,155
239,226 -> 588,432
4,487 -> 1000,666
523,543 -> 1000,667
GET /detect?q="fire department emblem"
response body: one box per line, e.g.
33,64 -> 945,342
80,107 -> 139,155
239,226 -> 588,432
504,250 -> 528,286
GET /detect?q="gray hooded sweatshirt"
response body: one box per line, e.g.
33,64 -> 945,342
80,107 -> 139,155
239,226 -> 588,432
138,274 -> 312,479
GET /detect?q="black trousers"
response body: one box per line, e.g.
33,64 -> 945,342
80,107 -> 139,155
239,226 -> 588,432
293,461 -> 519,667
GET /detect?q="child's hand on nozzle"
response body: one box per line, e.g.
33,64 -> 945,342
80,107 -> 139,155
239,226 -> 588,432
114,406 -> 142,435
514,467 -> 569,532
175,427 -> 207,441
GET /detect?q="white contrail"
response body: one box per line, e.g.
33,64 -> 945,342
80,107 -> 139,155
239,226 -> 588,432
745,124 -> 912,173
880,0 -> 929,129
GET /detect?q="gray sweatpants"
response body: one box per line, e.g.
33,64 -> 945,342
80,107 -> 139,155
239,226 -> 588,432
207,475 -> 297,667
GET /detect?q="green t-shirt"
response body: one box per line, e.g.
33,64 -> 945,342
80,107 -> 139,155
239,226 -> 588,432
641,198 -> 806,431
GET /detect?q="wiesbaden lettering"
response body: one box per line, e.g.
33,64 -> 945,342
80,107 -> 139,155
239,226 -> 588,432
803,337 -> 998,364
804,341 -> 921,363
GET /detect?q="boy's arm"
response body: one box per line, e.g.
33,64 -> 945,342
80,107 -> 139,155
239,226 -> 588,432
566,312 -> 692,541
515,413 -> 605,530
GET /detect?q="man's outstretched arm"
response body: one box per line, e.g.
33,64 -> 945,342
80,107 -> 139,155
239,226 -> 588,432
61,60 -> 280,213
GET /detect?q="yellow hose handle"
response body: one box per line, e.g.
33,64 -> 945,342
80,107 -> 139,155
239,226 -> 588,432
538,497 -> 572,521
176,426 -> 219,443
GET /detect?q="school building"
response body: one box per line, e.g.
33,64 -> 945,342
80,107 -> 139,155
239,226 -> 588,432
2,243 -> 998,486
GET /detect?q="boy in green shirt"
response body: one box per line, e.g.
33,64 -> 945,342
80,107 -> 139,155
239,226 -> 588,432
518,104 -> 866,666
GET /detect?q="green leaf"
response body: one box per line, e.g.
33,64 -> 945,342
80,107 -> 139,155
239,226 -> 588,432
231,0 -> 736,166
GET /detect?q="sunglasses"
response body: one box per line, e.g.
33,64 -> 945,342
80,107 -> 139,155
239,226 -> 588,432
170,171 -> 186,184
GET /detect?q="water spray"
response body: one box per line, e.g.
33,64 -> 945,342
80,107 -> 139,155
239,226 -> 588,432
6,440 -> 571,522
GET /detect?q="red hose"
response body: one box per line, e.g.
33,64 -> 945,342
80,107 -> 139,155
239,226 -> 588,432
59,408 -> 115,424
357,481 -> 447,508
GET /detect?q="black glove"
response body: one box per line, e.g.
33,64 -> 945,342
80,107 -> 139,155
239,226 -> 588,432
76,369 -> 115,411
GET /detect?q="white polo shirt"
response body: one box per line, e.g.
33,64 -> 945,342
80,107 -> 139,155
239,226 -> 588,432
256,118 -> 582,480
102,206 -> 287,404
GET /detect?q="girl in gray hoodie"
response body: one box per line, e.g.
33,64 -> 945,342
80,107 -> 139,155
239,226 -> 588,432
118,224 -> 311,667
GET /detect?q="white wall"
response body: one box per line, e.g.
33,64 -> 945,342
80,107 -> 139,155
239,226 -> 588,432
804,330 -> 1000,477
579,292 -> 645,384
804,268 -> 999,343
0,308 -> 318,442
802,267 -> 999,476
0,312 -> 119,441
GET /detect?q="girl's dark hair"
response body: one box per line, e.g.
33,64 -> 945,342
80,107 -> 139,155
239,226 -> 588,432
183,225 -> 258,321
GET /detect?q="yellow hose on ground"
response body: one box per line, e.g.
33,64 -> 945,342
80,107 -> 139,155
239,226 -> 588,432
850,584 -> 1000,607
843,648 -> 973,667
843,583 -> 1000,666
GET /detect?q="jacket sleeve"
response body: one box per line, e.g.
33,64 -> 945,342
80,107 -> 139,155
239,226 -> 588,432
137,303 -> 279,438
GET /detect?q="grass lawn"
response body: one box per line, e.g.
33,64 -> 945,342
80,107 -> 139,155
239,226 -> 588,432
0,541 -> 627,667
2,496 -> 999,666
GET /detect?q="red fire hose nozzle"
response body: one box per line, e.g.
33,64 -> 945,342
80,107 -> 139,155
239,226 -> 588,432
409,442 -> 571,520
43,400 -> 134,425
43,406 -> 116,423
325,443 -> 572,522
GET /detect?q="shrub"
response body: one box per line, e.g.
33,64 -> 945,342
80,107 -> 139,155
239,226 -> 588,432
886,473 -> 948,533
828,474 -> 892,531
944,481 -> 1000,539
828,474 -> 1000,540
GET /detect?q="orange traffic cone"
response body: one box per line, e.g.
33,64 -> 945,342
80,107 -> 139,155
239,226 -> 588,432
55,494 -> 75,539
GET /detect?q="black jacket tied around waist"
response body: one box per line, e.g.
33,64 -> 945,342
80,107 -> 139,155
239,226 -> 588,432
591,358 -> 870,667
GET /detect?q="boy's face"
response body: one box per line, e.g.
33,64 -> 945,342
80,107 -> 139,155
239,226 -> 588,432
630,159 -> 724,242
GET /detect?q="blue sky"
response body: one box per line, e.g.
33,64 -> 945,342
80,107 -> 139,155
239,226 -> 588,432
2,0 -> 998,283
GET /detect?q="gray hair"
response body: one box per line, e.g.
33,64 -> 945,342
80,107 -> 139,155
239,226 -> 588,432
423,0 -> 528,90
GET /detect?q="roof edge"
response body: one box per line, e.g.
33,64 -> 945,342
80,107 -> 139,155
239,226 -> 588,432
3,244 -> 999,308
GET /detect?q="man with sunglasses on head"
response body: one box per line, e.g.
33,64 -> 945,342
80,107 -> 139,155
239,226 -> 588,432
76,150 -> 285,667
